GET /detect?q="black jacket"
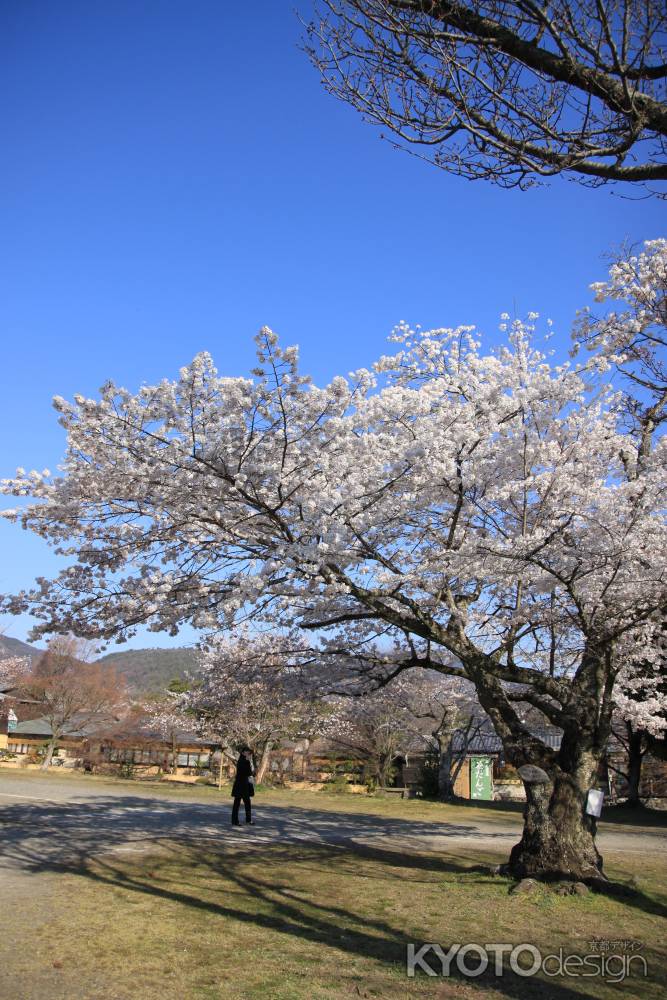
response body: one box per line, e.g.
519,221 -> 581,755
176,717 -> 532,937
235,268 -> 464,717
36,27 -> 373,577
231,754 -> 255,798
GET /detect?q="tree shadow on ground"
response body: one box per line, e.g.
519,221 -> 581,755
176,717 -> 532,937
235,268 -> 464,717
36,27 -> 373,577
1,794 -> 665,999
1,793 -> 665,920
598,805 -> 667,829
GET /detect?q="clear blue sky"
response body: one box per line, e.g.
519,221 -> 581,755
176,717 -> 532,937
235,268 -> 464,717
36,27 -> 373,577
1,0 -> 663,651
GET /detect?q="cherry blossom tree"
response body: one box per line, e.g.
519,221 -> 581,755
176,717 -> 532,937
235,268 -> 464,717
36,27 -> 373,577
404,674 -> 488,798
323,671 -> 487,793
0,656 -> 31,688
1,260 -> 666,880
0,656 -> 31,738
609,618 -> 666,805
574,239 -> 667,807
143,696 -> 193,775
573,237 -> 667,467
323,676 -> 425,788
181,632 -> 326,784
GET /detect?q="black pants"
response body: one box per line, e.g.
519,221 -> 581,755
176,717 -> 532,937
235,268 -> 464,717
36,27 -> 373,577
232,794 -> 252,824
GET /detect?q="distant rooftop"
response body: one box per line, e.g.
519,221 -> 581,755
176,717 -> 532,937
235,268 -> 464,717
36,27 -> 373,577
8,716 -> 100,739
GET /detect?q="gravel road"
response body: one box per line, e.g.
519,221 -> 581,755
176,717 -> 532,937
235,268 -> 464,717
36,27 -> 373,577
1,770 -> 664,880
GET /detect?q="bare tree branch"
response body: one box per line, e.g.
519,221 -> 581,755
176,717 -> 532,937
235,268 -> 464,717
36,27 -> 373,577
305,1 -> 667,193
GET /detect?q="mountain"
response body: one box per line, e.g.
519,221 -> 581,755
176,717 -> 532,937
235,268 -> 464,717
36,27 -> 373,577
0,636 -> 40,660
0,637 -> 201,696
96,647 -> 202,695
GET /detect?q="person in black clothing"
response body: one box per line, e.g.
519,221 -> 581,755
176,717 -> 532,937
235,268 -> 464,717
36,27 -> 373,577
231,746 -> 255,825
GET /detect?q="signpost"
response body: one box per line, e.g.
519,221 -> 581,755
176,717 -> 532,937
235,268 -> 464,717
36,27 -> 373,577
469,755 -> 493,800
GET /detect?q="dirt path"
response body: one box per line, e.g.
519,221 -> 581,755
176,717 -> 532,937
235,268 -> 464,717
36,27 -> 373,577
1,770 -> 664,878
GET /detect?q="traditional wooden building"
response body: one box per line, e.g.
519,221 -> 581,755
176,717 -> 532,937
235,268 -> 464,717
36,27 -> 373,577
0,713 -> 218,777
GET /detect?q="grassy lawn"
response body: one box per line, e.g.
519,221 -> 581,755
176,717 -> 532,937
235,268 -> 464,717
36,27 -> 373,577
4,842 -> 666,1000
1,773 -> 665,1000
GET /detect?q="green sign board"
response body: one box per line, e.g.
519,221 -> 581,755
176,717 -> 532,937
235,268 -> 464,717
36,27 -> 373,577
469,755 -> 493,800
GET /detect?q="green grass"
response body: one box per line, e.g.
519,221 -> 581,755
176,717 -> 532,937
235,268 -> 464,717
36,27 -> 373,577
3,839 -> 666,997
6,844 -> 667,999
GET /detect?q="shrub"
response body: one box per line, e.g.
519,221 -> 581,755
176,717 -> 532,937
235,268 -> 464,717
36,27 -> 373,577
322,774 -> 351,794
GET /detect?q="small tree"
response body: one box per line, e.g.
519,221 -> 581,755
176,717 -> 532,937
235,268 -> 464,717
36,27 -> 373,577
400,672 -> 488,798
314,668 -> 488,794
182,633 -> 325,784
145,696 -> 191,775
323,677 -> 426,788
16,639 -> 126,769
305,1 -> 667,192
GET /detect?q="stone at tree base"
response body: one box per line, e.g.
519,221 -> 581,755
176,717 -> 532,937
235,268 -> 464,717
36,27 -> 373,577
509,878 -> 539,895
555,884 -> 572,896
554,881 -> 591,896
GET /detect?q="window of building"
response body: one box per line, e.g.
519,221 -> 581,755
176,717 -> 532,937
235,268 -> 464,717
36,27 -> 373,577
176,751 -> 210,767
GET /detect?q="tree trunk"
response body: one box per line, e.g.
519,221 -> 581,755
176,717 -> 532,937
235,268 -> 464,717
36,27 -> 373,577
623,727 -> 645,807
463,641 -> 614,882
379,754 -> 391,788
509,762 -> 603,882
41,739 -> 57,770
255,743 -> 272,784
438,747 -> 455,798
438,741 -> 467,800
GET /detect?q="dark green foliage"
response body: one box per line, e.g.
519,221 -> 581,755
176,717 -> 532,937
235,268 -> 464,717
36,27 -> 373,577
167,677 -> 191,694
322,774 -> 351,794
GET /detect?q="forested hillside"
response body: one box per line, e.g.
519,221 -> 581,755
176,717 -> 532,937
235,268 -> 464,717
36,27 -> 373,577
96,647 -> 201,694
0,637 -> 200,695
